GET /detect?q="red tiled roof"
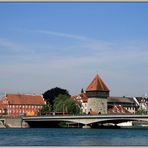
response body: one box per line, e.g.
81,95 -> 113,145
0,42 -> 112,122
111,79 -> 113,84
86,74 -> 109,92
79,93 -> 88,103
6,94 -> 45,105
71,93 -> 88,103
108,105 -> 131,114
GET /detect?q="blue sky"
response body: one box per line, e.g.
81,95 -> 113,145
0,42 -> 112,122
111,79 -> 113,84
0,2 -> 148,97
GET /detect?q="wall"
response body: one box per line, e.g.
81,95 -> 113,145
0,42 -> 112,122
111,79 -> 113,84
5,117 -> 22,128
87,98 -> 107,114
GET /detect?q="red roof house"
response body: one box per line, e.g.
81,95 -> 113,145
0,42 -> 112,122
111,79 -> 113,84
0,93 -> 45,117
108,105 -> 131,114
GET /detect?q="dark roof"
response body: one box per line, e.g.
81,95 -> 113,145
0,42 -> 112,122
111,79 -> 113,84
108,96 -> 135,104
86,74 -> 109,92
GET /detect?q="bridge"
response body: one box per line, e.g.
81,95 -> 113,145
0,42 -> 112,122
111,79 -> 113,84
22,114 -> 148,128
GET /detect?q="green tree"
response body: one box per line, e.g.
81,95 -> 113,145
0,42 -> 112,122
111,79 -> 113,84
137,109 -> 146,115
39,104 -> 51,115
53,94 -> 81,115
65,99 -> 81,115
43,87 -> 70,111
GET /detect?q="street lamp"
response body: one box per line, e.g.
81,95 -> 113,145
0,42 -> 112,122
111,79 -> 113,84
63,103 -> 65,115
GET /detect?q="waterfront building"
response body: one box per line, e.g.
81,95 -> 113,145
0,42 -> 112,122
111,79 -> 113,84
71,73 -> 144,115
136,97 -> 148,113
72,93 -> 136,114
108,105 -> 131,114
108,96 -> 137,114
0,93 -> 45,116
86,74 -> 110,114
71,92 -> 88,114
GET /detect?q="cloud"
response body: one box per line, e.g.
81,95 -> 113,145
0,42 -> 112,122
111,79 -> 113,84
1,30 -> 148,96
35,30 -> 88,41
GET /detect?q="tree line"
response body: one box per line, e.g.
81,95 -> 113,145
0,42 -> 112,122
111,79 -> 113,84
40,87 -> 81,115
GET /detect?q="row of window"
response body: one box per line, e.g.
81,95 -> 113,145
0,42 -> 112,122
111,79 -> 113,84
8,110 -> 39,114
0,108 -> 41,114
125,107 -> 135,110
8,105 -> 42,109
0,110 -> 5,113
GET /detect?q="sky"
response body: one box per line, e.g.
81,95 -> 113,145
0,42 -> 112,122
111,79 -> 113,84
0,2 -> 148,97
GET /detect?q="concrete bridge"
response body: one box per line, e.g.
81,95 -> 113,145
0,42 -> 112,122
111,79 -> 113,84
22,114 -> 148,128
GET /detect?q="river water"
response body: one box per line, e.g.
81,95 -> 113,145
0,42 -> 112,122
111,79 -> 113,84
0,128 -> 148,146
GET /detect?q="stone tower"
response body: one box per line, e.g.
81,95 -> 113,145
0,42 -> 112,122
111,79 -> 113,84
86,74 -> 110,114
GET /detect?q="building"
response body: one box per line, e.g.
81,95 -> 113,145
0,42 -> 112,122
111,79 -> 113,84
108,105 -> 131,114
108,96 -> 137,114
71,92 -> 88,114
72,73 -> 140,115
86,74 -> 110,114
0,93 -> 45,116
135,97 -> 148,113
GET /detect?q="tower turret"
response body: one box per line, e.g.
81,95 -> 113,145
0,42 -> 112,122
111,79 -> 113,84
86,74 -> 110,114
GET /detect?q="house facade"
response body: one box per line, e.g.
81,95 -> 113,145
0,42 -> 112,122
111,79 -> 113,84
0,93 -> 45,116
71,93 -> 88,114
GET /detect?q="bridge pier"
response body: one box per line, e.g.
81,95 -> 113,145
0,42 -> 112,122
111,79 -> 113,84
21,120 -> 29,128
82,124 -> 91,128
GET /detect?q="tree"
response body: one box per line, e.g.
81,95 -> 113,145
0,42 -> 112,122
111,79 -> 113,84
43,87 -> 70,111
65,99 -> 81,115
137,109 -> 146,115
39,104 -> 51,115
53,94 -> 68,113
53,94 -> 81,115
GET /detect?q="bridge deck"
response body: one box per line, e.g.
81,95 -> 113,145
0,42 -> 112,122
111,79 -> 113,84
22,115 -> 148,127
23,114 -> 148,121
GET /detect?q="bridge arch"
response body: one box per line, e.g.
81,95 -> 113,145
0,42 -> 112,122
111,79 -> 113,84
22,115 -> 148,128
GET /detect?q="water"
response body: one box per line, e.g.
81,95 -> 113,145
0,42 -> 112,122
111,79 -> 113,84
0,128 -> 148,146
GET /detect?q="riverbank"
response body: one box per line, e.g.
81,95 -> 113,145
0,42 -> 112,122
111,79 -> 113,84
0,117 -> 22,128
